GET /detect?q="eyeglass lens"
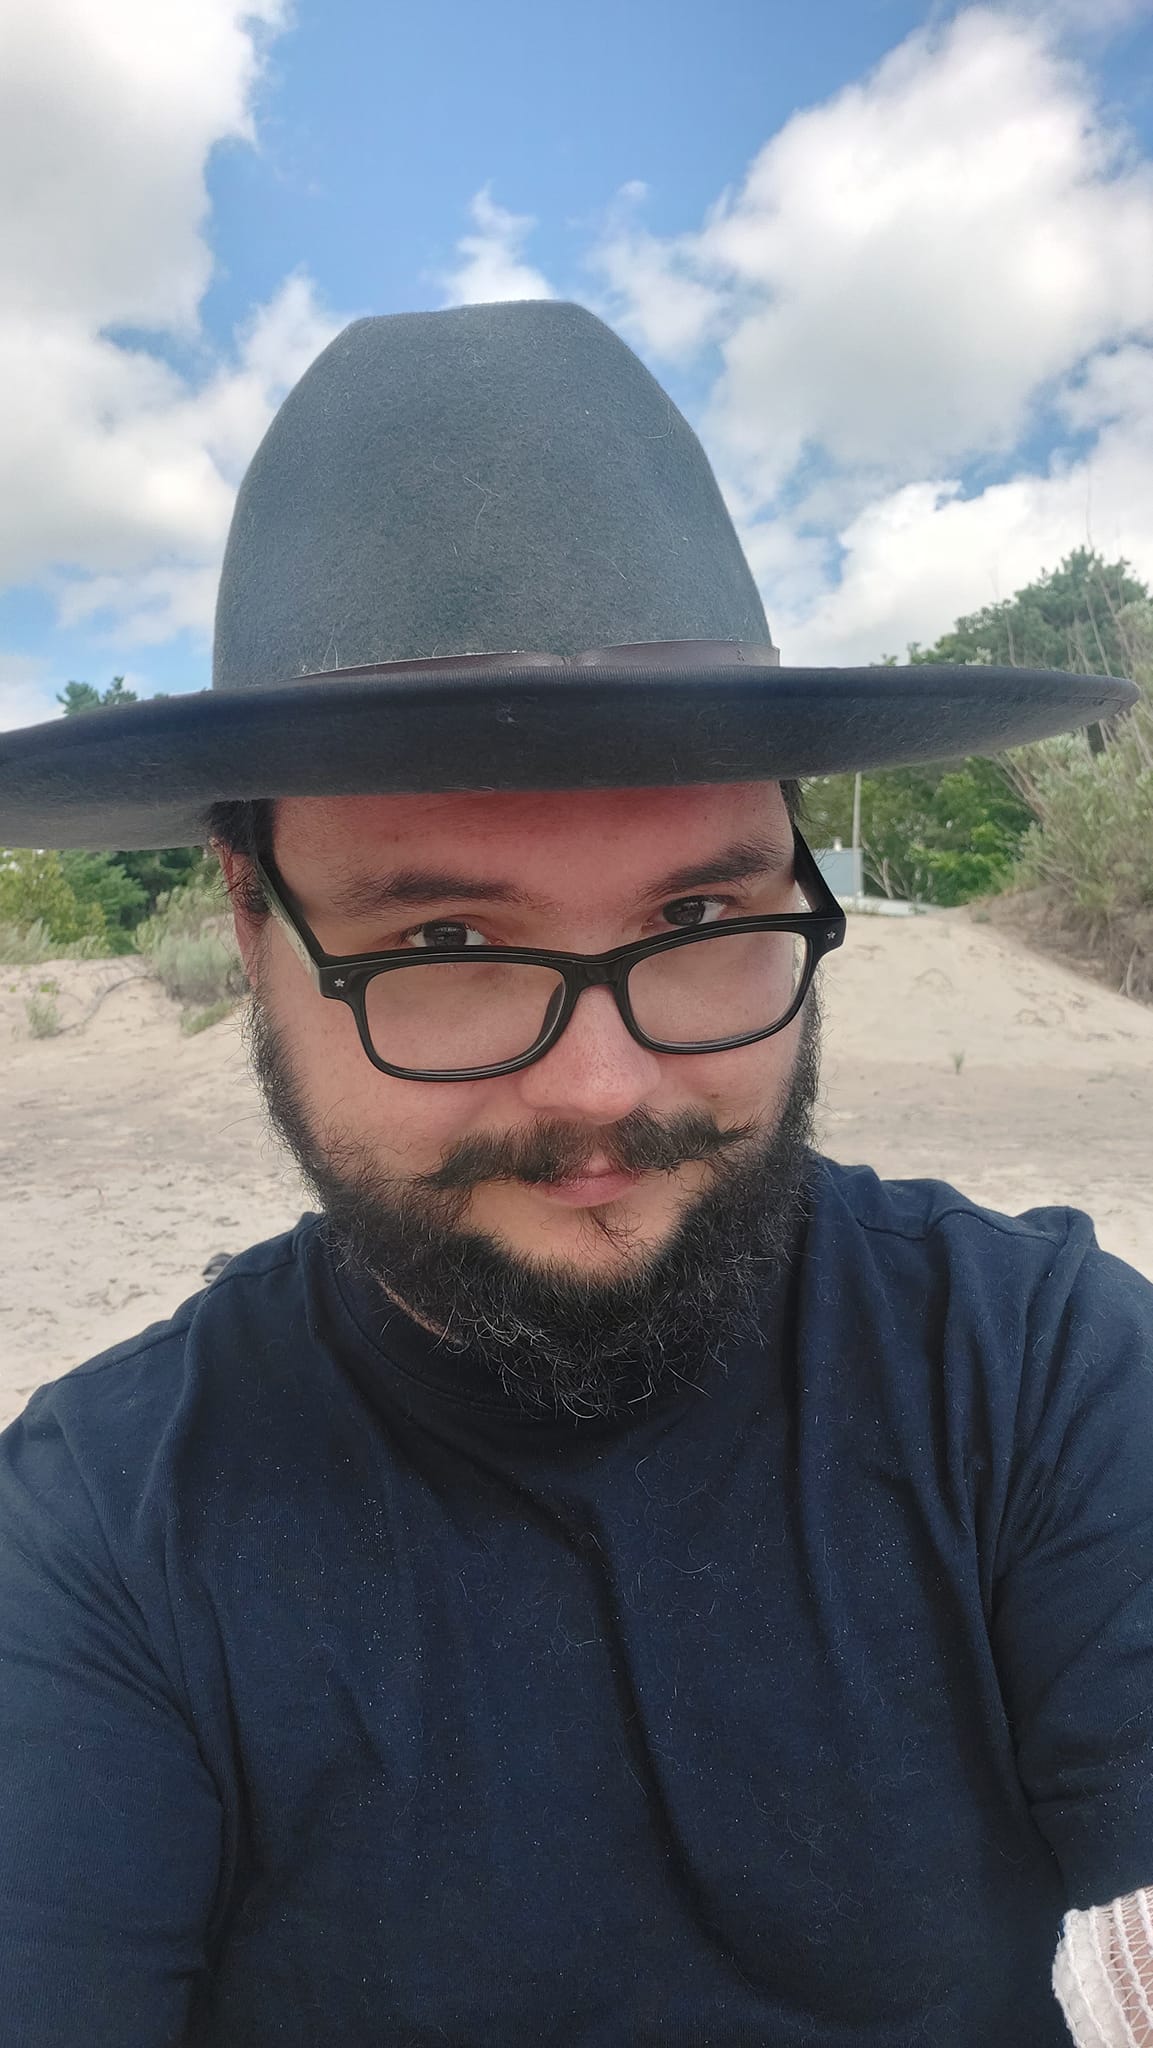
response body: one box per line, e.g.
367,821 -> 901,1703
361,928 -> 808,1073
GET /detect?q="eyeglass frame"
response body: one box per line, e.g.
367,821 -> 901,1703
249,823 -> 846,1083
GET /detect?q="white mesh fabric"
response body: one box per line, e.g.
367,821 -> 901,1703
1053,1889 -> 1153,2045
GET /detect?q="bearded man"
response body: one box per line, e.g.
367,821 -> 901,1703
0,301 -> 1150,2047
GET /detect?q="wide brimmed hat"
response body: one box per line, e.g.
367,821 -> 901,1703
0,300 -> 1135,851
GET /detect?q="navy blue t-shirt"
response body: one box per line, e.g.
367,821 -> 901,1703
2,1154 -> 1153,2046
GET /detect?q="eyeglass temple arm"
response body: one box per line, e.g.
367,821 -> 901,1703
790,824 -> 846,928
251,851 -> 327,988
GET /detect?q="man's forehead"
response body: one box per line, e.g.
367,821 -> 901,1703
276,782 -> 788,870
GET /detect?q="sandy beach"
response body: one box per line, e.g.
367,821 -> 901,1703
2,905 -> 1151,1430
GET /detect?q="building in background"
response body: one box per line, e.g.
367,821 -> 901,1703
813,838 -> 922,916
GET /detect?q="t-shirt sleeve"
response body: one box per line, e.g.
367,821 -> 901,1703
0,1384 -> 223,2046
990,1214 -> 1153,1913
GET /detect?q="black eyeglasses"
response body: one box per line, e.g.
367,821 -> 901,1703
252,825 -> 846,1082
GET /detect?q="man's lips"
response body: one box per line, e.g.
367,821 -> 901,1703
529,1163 -> 644,1208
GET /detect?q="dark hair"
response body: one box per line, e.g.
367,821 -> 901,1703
202,778 -> 807,923
203,797 -> 276,921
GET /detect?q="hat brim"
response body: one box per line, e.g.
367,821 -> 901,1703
0,663 -> 1136,851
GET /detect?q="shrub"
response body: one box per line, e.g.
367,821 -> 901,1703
0,919 -> 109,964
999,601 -> 1153,1000
181,997 -> 239,1036
134,866 -> 246,1009
140,929 -> 247,1007
0,850 -> 110,951
25,990 -> 61,1038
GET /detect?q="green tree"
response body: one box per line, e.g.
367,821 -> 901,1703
59,851 -> 148,952
907,548 -> 1148,756
50,679 -> 204,928
56,681 -> 103,715
906,548 -> 1148,675
0,850 -> 108,948
803,758 -> 1033,906
109,845 -> 212,916
57,676 -> 139,715
802,551 -> 1152,906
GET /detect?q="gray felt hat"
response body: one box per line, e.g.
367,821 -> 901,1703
0,299 -> 1136,851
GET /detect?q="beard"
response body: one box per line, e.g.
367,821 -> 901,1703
247,986 -> 824,1422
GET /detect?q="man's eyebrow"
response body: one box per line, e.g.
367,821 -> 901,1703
327,868 -> 537,918
327,838 -> 793,921
647,838 -> 794,897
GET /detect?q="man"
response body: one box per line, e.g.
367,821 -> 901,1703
0,301 -> 1149,2045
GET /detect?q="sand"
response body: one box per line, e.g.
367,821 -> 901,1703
2,907 -> 1151,1430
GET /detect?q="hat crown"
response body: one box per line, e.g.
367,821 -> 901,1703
213,300 -> 772,689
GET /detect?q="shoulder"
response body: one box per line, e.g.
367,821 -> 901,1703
0,1216 -> 325,1522
808,1151 -> 1141,1299
812,1152 -> 1093,1255
25,1215 -> 319,1398
807,1152 -> 1153,1416
806,1155 -> 1146,1359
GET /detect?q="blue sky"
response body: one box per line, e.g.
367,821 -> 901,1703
2,0 -> 1153,726
204,0 -> 938,329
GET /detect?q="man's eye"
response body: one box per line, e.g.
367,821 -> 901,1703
402,920 -> 490,951
662,896 -> 728,930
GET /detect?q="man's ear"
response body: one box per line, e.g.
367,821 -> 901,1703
212,842 -> 264,987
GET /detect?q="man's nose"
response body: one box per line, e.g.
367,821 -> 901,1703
513,984 -> 663,1124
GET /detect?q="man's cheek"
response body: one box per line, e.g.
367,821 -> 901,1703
681,1063 -> 769,1131
351,1088 -> 481,1176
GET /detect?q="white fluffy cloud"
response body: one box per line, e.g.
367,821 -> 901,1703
589,6 -> 1153,663
439,188 -> 556,305
1,0 -> 280,330
7,0 -> 1153,691
788,345 -> 1153,663
0,0 -> 340,671
0,655 -> 55,733
586,184 -> 725,361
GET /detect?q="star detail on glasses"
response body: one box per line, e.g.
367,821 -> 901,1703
334,977 -> 346,988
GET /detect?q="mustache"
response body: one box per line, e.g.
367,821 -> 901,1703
419,1107 -> 758,1192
